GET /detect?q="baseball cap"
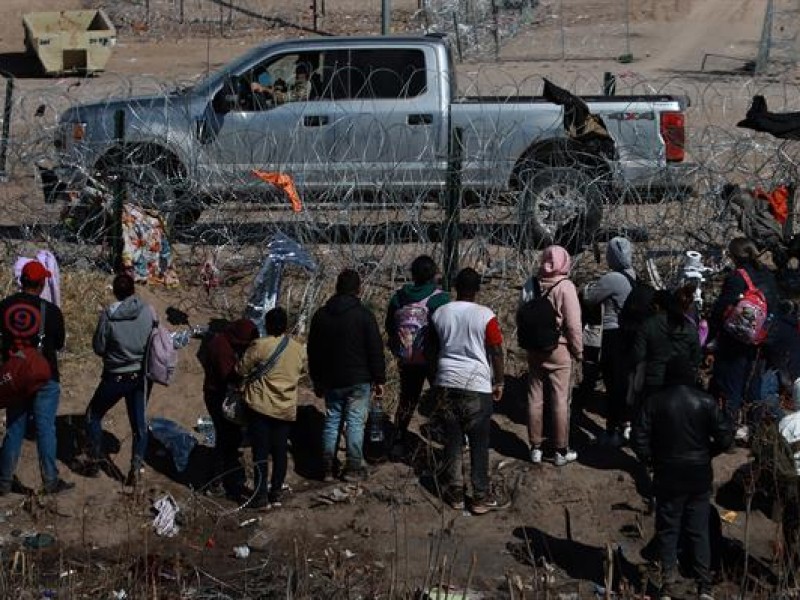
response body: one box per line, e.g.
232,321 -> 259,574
21,260 -> 52,283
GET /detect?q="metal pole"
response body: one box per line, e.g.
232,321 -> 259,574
0,75 -> 13,183
625,0 -> 631,58
452,12 -> 463,61
312,0 -> 318,33
442,127 -> 463,291
560,0 -> 565,60
492,0 -> 500,60
179,0 -> 184,24
113,110 -> 126,270
382,0 -> 391,35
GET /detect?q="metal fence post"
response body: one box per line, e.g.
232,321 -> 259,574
442,127 -> 463,290
382,0 -> 391,35
0,74 -> 13,183
112,110 -> 126,270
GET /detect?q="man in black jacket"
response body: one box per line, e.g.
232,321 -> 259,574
308,269 -> 386,482
632,357 -> 733,600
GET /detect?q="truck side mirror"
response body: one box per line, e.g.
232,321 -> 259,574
212,76 -> 242,114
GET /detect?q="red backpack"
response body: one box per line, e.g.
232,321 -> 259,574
722,269 -> 769,345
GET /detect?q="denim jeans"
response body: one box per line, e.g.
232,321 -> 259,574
712,334 -> 760,419
248,409 -> 291,500
322,383 -> 371,470
204,389 -> 246,495
0,379 -> 60,489
437,387 -> 492,502
656,489 -> 712,595
86,372 -> 148,470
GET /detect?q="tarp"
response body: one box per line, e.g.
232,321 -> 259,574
737,95 -> 800,140
121,203 -> 179,287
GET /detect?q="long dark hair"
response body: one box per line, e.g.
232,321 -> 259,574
653,290 -> 685,329
728,237 -> 762,270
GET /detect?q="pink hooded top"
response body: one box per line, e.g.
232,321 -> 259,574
520,245 -> 583,359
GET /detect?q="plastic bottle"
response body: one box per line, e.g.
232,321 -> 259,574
369,400 -> 385,443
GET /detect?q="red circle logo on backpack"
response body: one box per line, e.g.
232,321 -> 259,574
4,303 -> 41,339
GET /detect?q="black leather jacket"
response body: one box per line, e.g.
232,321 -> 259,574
632,384 -> 733,491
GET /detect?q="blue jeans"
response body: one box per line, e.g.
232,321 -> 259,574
86,372 -> 148,470
322,384 -> 371,470
0,379 -> 60,489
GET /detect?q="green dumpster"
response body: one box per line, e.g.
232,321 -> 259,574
23,10 -> 116,76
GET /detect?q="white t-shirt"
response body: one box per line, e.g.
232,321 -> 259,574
431,300 -> 502,394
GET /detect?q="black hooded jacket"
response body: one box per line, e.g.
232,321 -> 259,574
632,384 -> 733,493
308,294 -> 386,390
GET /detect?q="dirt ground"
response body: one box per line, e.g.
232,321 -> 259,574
0,0 -> 792,598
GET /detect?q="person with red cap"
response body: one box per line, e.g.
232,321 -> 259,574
198,317 -> 259,501
0,260 -> 72,496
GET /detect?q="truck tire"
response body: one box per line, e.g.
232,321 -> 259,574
518,165 -> 604,251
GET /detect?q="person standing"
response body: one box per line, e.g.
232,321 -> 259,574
308,269 -> 386,482
238,308 -> 305,509
632,357 -> 733,600
385,255 -> 450,455
521,245 -> 583,466
197,317 -> 259,500
709,237 -> 780,442
85,274 -> 155,487
583,236 -> 637,446
0,261 -> 72,495
431,268 -> 504,515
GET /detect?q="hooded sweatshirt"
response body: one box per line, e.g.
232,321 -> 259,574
520,245 -> 583,358
201,319 -> 259,395
584,237 -> 636,331
93,296 -> 154,374
308,294 -> 386,390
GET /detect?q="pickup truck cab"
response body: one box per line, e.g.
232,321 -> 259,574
54,34 -> 691,247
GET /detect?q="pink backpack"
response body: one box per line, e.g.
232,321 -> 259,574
146,306 -> 178,386
392,289 -> 440,365
722,269 -> 769,345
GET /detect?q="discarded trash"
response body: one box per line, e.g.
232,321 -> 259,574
152,494 -> 180,537
111,590 -> 128,600
422,586 -> 484,600
344,549 -> 356,559
314,485 -> 364,506
22,532 -> 55,549
149,417 -> 197,472
196,416 -> 216,446
59,569 -> 76,578
233,545 -> 250,559
721,510 -> 738,524
239,517 -> 259,528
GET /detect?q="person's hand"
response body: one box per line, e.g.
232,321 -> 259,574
492,383 -> 504,403
373,384 -> 385,399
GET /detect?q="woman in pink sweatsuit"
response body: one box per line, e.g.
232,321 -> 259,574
521,245 -> 583,466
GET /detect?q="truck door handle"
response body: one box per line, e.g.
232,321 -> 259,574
303,115 -> 329,127
407,113 -> 433,125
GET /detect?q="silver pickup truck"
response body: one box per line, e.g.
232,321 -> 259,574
53,34 -> 691,246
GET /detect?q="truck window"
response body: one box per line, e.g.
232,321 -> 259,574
346,49 -> 427,100
241,51 -> 323,110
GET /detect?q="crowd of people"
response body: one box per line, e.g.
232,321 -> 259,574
1,235 -> 799,598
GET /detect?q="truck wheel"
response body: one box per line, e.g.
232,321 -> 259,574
518,165 -> 604,251
96,150 -> 201,231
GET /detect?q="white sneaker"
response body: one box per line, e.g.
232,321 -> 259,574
530,447 -> 543,464
554,449 -> 578,466
623,424 -> 632,441
735,425 -> 749,443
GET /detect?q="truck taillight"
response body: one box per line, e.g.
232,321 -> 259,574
660,111 -> 685,162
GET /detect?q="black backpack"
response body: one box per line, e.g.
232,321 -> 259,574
617,273 -> 655,340
517,278 -> 565,352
